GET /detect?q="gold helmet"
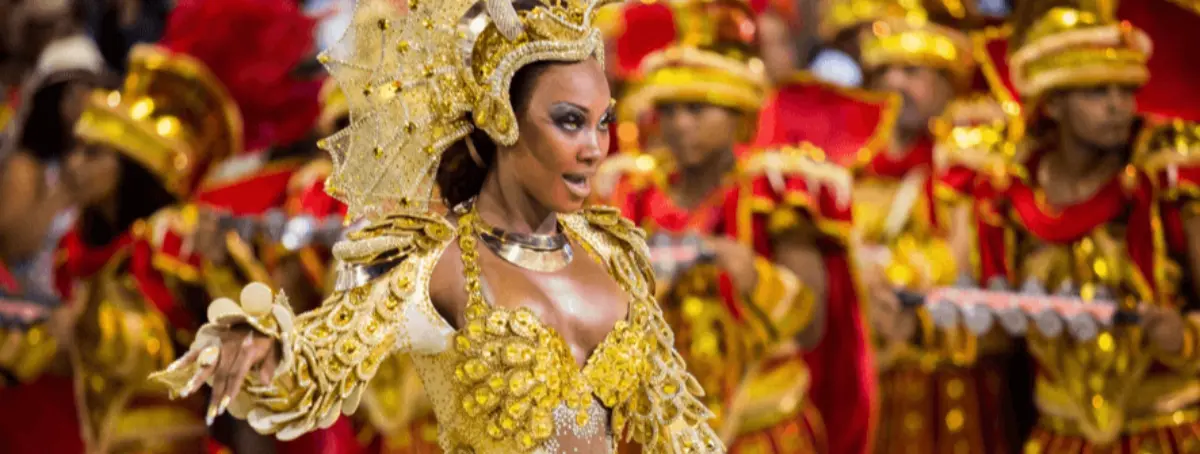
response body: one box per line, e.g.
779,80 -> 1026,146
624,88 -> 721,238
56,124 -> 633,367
619,0 -> 768,120
74,45 -> 242,198
855,0 -> 975,87
1008,5 -> 1151,102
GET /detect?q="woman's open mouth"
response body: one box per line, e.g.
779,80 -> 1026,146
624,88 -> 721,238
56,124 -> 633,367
563,172 -> 591,198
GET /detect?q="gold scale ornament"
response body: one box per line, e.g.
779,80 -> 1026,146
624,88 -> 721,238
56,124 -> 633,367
317,0 -> 617,220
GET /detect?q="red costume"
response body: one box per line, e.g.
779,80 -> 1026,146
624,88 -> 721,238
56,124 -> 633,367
752,75 -> 887,454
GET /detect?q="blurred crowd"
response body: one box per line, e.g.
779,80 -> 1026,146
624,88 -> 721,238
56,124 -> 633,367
2,0 -> 1200,453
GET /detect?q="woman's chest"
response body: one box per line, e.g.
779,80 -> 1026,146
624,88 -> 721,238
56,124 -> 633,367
475,251 -> 629,367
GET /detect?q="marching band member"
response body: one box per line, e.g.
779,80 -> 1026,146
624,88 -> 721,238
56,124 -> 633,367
969,3 -> 1200,451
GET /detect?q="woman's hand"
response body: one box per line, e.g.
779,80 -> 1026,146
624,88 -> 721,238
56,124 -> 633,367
863,264 -> 916,345
168,283 -> 288,424
177,323 -> 280,424
1142,305 -> 1186,355
704,237 -> 759,296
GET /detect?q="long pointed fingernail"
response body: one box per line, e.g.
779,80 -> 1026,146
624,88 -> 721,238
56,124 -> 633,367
206,403 -> 219,426
217,396 -> 232,418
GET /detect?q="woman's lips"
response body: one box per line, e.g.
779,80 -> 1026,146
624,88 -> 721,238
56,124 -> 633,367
563,173 -> 591,198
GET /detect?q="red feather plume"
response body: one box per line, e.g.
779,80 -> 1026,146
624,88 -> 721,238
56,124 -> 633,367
160,0 -> 321,152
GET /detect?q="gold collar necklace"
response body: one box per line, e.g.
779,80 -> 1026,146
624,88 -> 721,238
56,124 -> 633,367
466,205 -> 573,273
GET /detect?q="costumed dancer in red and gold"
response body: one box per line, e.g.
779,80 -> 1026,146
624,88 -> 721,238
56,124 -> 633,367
601,0 -> 859,451
960,2 -> 1200,451
755,1 -> 1023,452
52,43 -> 251,454
751,3 -> 907,454
853,3 -> 1025,453
0,31 -> 105,454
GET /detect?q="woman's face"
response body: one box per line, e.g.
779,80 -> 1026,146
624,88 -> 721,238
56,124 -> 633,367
655,101 -> 740,170
63,143 -> 121,207
501,59 -> 612,213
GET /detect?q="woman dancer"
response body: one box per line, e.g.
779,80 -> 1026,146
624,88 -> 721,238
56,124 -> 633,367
153,0 -> 719,452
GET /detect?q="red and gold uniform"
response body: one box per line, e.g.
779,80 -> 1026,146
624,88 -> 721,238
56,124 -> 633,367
751,77 -> 884,454
963,5 -> 1200,452
0,35 -> 107,454
607,1 -> 867,451
756,1 -> 1022,452
56,40 -> 249,452
604,145 -> 855,453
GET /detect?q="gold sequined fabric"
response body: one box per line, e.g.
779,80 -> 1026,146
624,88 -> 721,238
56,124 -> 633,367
156,208 -> 722,453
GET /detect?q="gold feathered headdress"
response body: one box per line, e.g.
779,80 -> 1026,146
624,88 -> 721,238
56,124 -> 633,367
319,0 -> 617,218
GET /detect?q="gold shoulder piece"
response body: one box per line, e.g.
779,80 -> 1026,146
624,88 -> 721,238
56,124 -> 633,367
1135,118 -> 1200,176
153,213 -> 452,440
932,95 -> 1018,175
334,211 -> 455,268
742,143 -> 853,209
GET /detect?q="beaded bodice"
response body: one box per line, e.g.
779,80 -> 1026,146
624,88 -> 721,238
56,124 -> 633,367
434,208 -> 661,452
159,207 -> 721,453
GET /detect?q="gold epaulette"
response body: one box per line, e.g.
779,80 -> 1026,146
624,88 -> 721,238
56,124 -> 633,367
1135,118 -> 1200,180
594,151 -> 665,200
741,142 -> 852,208
932,95 -> 1019,175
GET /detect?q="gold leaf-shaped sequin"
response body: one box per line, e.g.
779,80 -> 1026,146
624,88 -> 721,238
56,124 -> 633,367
486,311 -> 511,335
530,409 -> 553,439
462,359 -> 489,383
465,319 -> 486,341
486,375 -> 506,393
502,341 -> 536,366
510,310 -> 540,339
508,370 -> 534,396
506,397 -> 532,419
455,334 -> 473,354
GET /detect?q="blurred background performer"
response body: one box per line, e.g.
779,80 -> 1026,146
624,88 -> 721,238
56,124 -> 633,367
965,1 -> 1200,451
0,30 -> 104,454
847,2 -> 1028,454
602,0 -> 864,451
54,42 -> 248,453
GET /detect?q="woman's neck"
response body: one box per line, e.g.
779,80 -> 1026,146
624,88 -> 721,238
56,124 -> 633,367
673,147 -> 736,209
475,170 -> 559,236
